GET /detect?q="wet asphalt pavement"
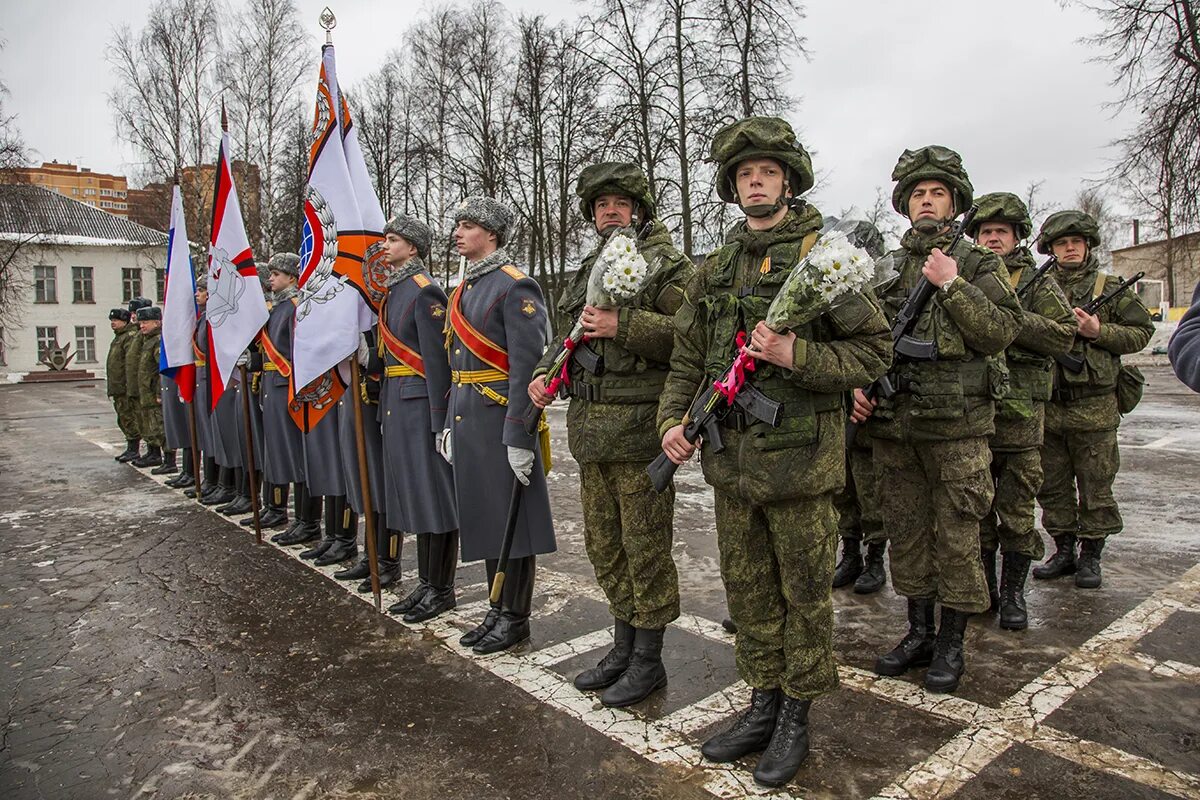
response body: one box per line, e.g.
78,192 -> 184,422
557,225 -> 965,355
1,364 -> 1197,799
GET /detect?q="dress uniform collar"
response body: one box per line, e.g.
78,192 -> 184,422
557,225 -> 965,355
464,247 -> 514,281
385,256 -> 428,288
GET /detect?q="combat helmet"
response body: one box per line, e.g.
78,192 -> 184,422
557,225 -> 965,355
1035,210 -> 1101,255
891,145 -> 973,218
966,192 -> 1033,240
711,116 -> 814,216
576,162 -> 656,224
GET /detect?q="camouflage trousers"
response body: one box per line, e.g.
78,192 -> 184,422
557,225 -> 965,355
714,490 -> 839,701
580,461 -> 680,630
1038,427 -> 1123,541
980,448 -> 1047,559
874,436 -> 991,614
138,401 -> 165,448
835,440 -> 885,545
113,396 -> 140,439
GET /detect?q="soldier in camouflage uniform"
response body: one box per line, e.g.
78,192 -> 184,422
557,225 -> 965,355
852,147 -> 1021,694
132,306 -> 166,468
1032,211 -> 1153,589
967,193 -> 1077,629
659,118 -> 891,787
529,163 -> 692,707
119,298 -> 153,462
107,307 -> 141,462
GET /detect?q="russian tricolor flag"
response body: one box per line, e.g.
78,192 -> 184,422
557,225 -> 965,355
159,183 -> 197,402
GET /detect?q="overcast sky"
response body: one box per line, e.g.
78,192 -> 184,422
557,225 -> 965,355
0,0 -> 1138,245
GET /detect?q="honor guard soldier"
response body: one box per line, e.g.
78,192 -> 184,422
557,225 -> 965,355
132,306 -> 166,468
107,307 -> 141,462
443,196 -> 556,655
659,118 -> 891,786
1033,211 -> 1153,589
358,213 -> 458,614
853,146 -> 1022,693
529,163 -> 692,707
185,278 -> 221,499
967,193 -> 1077,628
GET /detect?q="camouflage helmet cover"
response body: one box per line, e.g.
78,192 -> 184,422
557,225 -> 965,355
710,116 -> 815,202
1035,210 -> 1101,255
575,162 -> 657,221
967,191 -> 1033,240
891,145 -> 974,216
383,214 -> 433,260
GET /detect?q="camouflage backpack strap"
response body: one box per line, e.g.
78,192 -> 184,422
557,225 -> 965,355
1092,271 -> 1107,302
1008,267 -> 1023,290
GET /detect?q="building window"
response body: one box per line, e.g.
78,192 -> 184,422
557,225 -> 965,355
34,265 -> 57,303
74,326 -> 97,363
156,268 -> 166,303
72,266 -> 94,303
122,268 -> 142,302
36,326 -> 58,357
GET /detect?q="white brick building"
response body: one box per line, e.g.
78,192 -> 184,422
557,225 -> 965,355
0,185 -> 168,379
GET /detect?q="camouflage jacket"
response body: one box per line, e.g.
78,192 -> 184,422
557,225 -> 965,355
658,206 -> 891,503
537,220 -> 694,464
869,227 -> 1022,444
136,330 -> 162,408
1047,254 -> 1153,432
106,325 -> 137,398
992,247 -> 1078,450
123,329 -> 143,401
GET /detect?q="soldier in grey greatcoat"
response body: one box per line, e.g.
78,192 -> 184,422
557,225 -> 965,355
443,196 -> 555,655
157,375 -> 188,477
359,213 -> 459,620
184,280 -> 222,501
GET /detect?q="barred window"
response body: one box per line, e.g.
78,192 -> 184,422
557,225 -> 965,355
75,326 -> 97,363
34,265 -> 57,303
156,268 -> 166,303
72,266 -> 94,303
122,268 -> 142,303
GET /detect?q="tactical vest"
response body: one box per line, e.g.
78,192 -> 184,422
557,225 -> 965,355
1000,262 -> 1056,413
875,238 -> 1004,422
696,232 -> 844,451
1053,266 -> 1121,399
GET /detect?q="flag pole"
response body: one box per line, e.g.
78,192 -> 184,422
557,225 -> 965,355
350,359 -> 382,610
238,364 -> 264,544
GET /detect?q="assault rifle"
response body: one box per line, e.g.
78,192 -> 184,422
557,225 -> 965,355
846,205 -> 978,441
646,331 -> 782,493
1016,256 -> 1058,301
1055,271 -> 1145,373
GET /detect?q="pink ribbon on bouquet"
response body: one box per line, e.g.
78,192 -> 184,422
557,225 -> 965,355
545,334 -> 589,395
713,331 -> 758,405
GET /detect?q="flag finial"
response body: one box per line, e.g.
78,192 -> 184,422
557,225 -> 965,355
319,7 -> 336,44
220,98 -> 228,132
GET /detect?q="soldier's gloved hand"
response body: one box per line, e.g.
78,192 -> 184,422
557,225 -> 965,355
356,333 -> 371,367
438,428 -> 453,464
507,446 -> 534,486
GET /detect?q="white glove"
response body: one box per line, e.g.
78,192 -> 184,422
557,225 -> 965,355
235,351 -> 249,367
508,446 -> 534,486
356,333 -> 370,367
438,428 -> 453,464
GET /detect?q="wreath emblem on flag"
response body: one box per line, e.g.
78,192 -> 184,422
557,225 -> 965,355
363,239 -> 390,307
296,185 -> 344,322
206,245 -> 246,328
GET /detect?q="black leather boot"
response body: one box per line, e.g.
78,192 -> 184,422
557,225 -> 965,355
356,525 -> 402,593
601,627 -> 667,707
314,498 -> 358,566
981,547 -> 999,613
700,688 -> 781,762
132,444 -> 163,468
574,619 -> 635,691
999,552 -> 1032,630
278,489 -> 321,545
300,496 -> 340,558
831,537 -> 863,588
459,560 -> 500,646
753,696 -> 811,787
248,483 -> 287,528
925,607 -> 970,693
166,449 -> 194,487
219,469 -> 253,515
1074,538 -> 1105,589
150,449 -> 178,475
853,541 -> 887,594
473,555 -> 533,654
272,483 -> 307,543
200,467 -> 236,506
404,531 -> 458,622
1033,534 -> 1076,579
874,597 -> 936,676
389,533 -> 433,614
721,618 -> 738,634
115,438 -> 140,462
187,456 -> 219,498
